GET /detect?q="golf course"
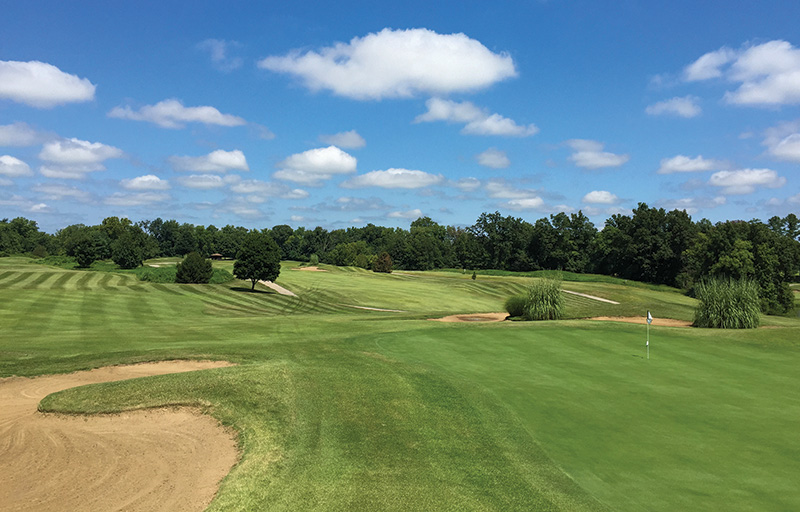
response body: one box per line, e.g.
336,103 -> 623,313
1,256 -> 799,511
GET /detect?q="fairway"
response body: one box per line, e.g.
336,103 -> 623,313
2,257 -> 799,511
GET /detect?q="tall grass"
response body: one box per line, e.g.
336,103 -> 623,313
693,277 -> 760,329
523,278 -> 564,321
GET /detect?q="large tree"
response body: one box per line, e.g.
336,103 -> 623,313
233,230 -> 281,290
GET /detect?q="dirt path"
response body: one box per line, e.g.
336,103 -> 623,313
0,360 -> 238,512
258,280 -> 297,296
563,289 -> 620,304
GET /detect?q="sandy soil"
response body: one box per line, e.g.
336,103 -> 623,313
0,360 -> 238,512
291,266 -> 327,272
562,289 -> 620,304
588,316 -> 693,327
258,280 -> 297,297
430,312 -> 509,323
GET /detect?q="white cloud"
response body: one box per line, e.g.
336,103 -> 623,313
197,39 -> 243,72
169,149 -> 249,173
645,96 -> 701,118
684,41 -> 800,106
121,174 -> 170,191
476,148 -> 510,169
656,196 -> 726,214
319,130 -> 366,149
763,121 -> 800,162
0,122 -> 47,146
0,178 -> 11,186
273,146 -> 357,184
229,179 -> 309,199
657,155 -> 718,174
453,177 -> 481,192
505,197 -> 545,210
415,98 -> 538,137
104,192 -> 170,206
341,168 -> 444,189
323,196 -> 391,211
566,139 -> 629,169
485,179 -> 535,199
32,183 -> 92,202
582,190 -> 619,204
0,60 -> 95,108
684,47 -> 736,81
37,137 -> 123,178
290,215 -> 305,222
108,99 -> 247,129
0,155 -> 33,177
259,28 -> 516,100
708,168 -> 786,195
789,193 -> 800,205
177,174 -> 229,190
388,208 -> 423,219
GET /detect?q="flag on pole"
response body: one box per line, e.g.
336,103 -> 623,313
647,311 -> 653,324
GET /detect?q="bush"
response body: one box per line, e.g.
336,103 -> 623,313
372,251 -> 393,273
693,277 -> 760,329
504,294 -> 527,318
523,278 -> 564,321
309,253 -> 319,266
176,252 -> 213,284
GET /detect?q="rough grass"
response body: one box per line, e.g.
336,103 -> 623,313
694,277 -> 761,329
3,256 -> 800,511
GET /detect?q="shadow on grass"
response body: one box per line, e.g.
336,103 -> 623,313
228,286 -> 276,295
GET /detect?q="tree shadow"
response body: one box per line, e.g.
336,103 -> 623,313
229,286 -> 275,294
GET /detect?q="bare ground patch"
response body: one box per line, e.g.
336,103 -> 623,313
588,316 -> 692,327
291,266 -> 327,272
430,312 -> 509,323
0,360 -> 238,512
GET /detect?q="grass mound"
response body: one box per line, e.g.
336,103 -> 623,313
693,277 -> 760,329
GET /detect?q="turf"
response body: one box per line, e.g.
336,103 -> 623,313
3,256 -> 800,511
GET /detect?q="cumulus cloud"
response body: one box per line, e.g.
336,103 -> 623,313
229,179 -> 309,200
318,196 -> 391,212
341,168 -> 444,189
645,96 -> 701,118
109,99 -> 247,129
169,149 -> 249,173
476,148 -> 511,168
762,120 -> 800,162
38,138 -> 123,178
582,190 -> 619,204
708,168 -> 786,194
0,122 -> 48,146
656,196 -> 726,214
32,183 -> 92,202
684,40 -> 800,106
657,155 -> 719,174
176,174 -> 228,190
0,60 -> 96,108
273,146 -> 357,184
485,179 -> 536,199
388,208 -> 423,219
566,139 -> 629,169
453,177 -> 481,192
197,39 -> 243,72
0,155 -> 33,177
319,130 -> 366,149
505,197 -> 545,210
259,28 -> 516,100
121,174 -> 170,191
104,192 -> 170,206
0,194 -> 52,213
415,98 -> 538,136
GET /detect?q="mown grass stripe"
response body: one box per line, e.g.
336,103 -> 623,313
2,272 -> 36,288
51,271 -> 80,290
75,272 -> 95,290
180,285 -> 278,316
0,271 -> 16,283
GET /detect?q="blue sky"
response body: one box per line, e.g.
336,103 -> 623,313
1,1 -> 799,233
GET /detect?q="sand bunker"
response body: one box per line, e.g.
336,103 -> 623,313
563,289 -> 620,304
589,316 -> 692,327
258,280 -> 297,297
430,313 -> 509,323
0,360 -> 238,512
291,266 -> 327,272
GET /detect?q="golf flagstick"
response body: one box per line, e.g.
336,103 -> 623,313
646,310 -> 652,360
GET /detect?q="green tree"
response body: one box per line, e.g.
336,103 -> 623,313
372,251 -> 393,273
175,252 -> 213,284
234,230 -> 281,290
111,230 -> 144,269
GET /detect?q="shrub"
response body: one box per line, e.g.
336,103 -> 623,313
372,251 -> 393,273
523,278 -> 564,321
176,252 -> 213,284
693,277 -> 760,329
309,253 -> 319,266
504,294 -> 527,318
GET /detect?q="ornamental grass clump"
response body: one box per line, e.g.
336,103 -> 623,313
523,278 -> 564,321
504,294 -> 527,318
693,277 -> 760,329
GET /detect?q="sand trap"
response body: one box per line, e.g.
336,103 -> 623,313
291,266 -> 327,272
563,289 -> 620,304
258,280 -> 297,297
0,360 -> 238,512
588,316 -> 692,327
430,312 -> 509,323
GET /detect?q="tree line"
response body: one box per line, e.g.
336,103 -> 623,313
2,204 -> 799,313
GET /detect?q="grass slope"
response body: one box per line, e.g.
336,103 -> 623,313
3,256 -> 800,511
